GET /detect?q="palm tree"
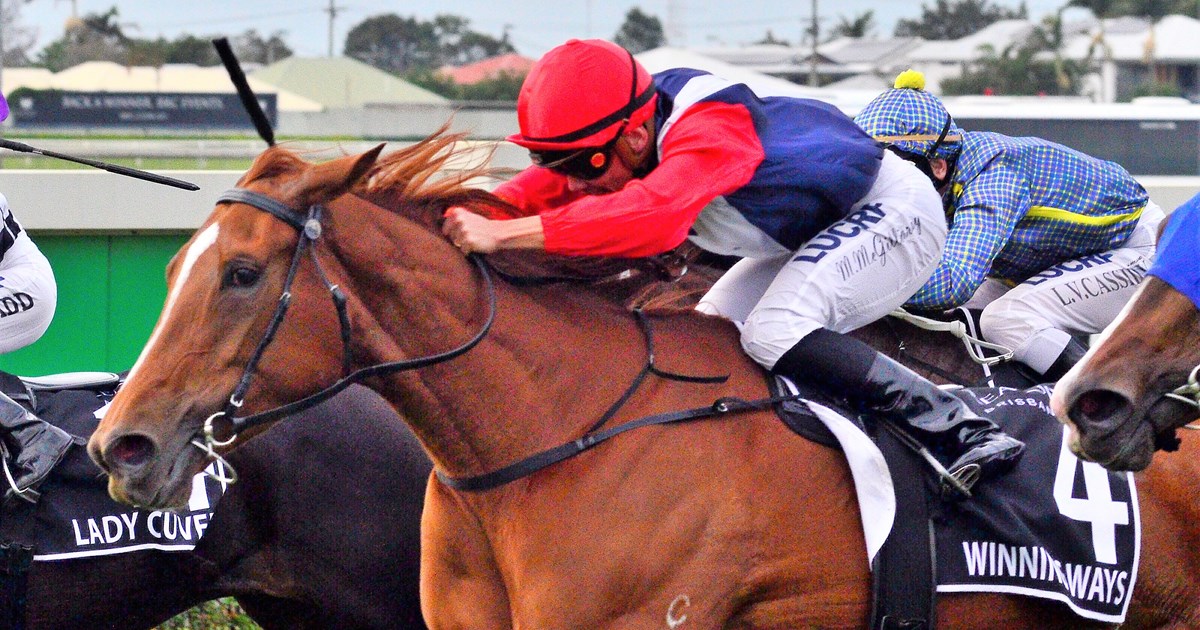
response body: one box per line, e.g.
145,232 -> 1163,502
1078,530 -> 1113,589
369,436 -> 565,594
1124,0 -> 1176,92
1035,9 -> 1073,92
833,10 -> 876,39
1067,0 -> 1120,100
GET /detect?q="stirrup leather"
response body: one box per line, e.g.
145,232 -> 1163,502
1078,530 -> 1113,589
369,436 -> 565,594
877,419 -> 973,499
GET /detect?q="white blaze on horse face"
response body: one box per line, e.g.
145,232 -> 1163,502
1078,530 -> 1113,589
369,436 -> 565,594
127,222 -> 221,383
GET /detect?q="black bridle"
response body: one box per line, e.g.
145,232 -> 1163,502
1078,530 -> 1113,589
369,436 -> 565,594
201,188 -> 497,447
196,186 -> 811,493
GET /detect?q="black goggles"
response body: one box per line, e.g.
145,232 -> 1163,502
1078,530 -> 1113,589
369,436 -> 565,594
529,121 -> 627,180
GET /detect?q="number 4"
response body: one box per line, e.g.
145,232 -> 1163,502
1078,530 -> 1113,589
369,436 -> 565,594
1053,427 -> 1130,564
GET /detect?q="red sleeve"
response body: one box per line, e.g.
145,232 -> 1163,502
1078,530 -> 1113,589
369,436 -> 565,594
538,101 -> 763,257
490,167 -> 585,219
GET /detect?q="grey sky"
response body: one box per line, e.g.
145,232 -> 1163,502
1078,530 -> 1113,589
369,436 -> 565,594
17,1 -> 1092,59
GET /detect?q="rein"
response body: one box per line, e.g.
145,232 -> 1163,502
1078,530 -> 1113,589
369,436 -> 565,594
888,308 -> 1014,366
199,187 -> 804,491
200,188 -> 497,448
437,310 -> 742,491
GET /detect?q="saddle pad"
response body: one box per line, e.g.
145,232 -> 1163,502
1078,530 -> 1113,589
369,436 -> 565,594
935,385 -> 1139,623
781,381 -> 1138,623
0,385 -> 229,561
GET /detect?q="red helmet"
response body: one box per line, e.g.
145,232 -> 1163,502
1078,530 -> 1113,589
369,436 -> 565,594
507,39 -> 657,151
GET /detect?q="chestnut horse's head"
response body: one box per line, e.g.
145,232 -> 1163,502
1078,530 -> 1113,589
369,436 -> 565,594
1052,201 -> 1200,471
87,143 -> 388,509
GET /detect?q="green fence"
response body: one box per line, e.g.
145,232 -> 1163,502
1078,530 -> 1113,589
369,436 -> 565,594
0,232 -> 190,376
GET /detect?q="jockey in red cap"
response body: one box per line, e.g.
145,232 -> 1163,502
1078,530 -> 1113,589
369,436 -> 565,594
443,39 -> 1024,496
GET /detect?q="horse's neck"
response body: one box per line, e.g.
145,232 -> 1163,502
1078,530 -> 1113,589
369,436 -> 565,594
330,208 -> 686,478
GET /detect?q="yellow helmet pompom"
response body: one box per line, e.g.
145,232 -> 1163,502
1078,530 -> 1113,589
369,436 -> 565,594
893,69 -> 926,90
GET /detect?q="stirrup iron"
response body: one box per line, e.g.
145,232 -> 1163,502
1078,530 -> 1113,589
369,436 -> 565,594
878,420 -> 973,499
942,463 -> 980,500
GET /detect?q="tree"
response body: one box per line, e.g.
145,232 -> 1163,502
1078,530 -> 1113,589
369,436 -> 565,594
754,30 -> 790,46
407,68 -> 524,101
894,0 -> 1028,40
939,15 -> 1089,97
164,34 -> 220,65
234,29 -> 293,65
433,15 -> 513,66
344,14 -> 437,74
1067,0 -> 1120,101
1123,0 -> 1175,86
36,7 -> 131,71
344,13 -> 512,75
613,8 -> 665,53
833,10 -> 876,39
1029,9 -> 1081,93
1,0 -> 38,67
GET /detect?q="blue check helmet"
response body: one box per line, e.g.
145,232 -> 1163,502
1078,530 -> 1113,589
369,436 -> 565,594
854,70 -> 963,161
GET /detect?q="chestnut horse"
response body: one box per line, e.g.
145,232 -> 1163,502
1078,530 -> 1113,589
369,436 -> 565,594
1052,197 -> 1200,472
84,135 -> 1200,628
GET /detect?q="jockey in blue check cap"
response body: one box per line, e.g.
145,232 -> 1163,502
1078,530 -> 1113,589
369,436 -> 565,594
0,92 -> 71,504
855,71 -> 1163,382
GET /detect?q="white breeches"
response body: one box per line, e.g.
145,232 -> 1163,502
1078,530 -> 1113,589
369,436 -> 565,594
963,201 -> 1165,374
697,151 -> 947,369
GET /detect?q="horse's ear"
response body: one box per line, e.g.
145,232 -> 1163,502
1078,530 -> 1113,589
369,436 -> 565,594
293,144 -> 387,207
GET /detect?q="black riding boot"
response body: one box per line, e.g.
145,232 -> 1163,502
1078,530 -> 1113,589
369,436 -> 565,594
0,391 -> 73,504
1039,337 -> 1089,383
773,328 -> 1025,497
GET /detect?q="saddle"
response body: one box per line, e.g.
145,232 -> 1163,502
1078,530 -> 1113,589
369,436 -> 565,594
774,374 -> 1140,627
0,370 -> 121,630
773,375 -> 938,629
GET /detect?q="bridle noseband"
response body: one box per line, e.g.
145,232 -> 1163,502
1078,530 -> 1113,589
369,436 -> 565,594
1166,364 -> 1200,415
198,188 -> 497,454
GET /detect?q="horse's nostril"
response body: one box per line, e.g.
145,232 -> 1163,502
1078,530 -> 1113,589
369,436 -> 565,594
107,434 -> 157,469
1070,389 -> 1131,427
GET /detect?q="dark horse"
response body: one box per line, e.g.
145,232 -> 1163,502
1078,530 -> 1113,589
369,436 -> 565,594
1052,197 -> 1200,472
11,382 -> 429,629
86,134 -> 1200,627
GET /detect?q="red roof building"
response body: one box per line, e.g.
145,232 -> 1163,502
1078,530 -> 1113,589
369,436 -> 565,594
439,53 -> 535,84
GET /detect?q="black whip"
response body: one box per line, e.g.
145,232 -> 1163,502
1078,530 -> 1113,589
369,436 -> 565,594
212,37 -> 276,146
0,138 -> 200,191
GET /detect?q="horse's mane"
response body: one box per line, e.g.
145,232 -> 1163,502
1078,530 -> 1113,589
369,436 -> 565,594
362,124 -> 504,216
354,125 -> 711,314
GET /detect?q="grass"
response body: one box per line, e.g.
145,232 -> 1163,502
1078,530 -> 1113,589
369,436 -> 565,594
157,598 -> 261,629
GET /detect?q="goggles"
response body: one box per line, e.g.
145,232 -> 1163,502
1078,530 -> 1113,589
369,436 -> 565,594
529,120 -> 627,180
879,114 -> 959,185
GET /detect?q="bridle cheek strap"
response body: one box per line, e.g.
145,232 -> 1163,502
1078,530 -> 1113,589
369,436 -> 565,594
206,187 -> 497,444
212,189 -> 355,430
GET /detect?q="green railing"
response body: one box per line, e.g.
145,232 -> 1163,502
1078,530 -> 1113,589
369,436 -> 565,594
0,232 -> 189,376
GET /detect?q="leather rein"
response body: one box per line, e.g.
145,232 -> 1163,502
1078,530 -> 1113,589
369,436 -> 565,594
197,188 -> 804,491
198,188 -> 497,451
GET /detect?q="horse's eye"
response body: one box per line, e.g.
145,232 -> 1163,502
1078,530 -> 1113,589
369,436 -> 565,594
224,265 -> 261,288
